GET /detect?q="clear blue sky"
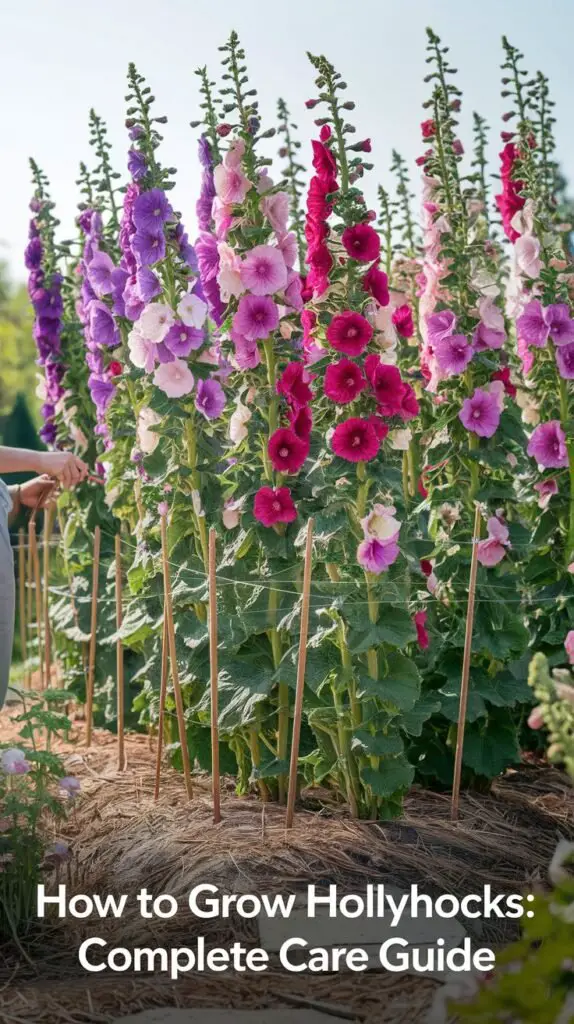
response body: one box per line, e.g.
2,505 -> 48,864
2,0 -> 574,281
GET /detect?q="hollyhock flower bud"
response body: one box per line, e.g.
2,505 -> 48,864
452,139 -> 464,156
216,123 -> 232,137
108,361 -> 122,377
158,501 -> 169,518
414,610 -> 430,650
421,119 -> 436,139
305,99 -> 319,109
349,139 -> 372,153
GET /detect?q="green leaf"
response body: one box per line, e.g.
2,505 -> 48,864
462,720 -> 520,777
358,653 -> 421,712
361,756 -> 414,796
352,729 -> 404,757
348,609 -> 417,652
402,696 -> 442,736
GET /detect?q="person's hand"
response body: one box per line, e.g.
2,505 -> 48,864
18,476 -> 58,510
36,452 -> 88,489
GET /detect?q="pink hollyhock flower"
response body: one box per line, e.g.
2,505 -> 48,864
473,323 -> 506,351
363,264 -> 390,306
434,333 -> 474,376
556,342 -> 574,379
357,536 -> 399,573
421,119 -> 436,139
485,380 -> 506,413
232,330 -> 261,370
414,610 -> 430,650
59,776 -> 81,797
397,382 -> 420,421
426,309 -> 457,345
565,630 -> 574,665
195,378 -> 226,420
178,292 -> 207,329
87,250 -> 115,297
479,297 -> 505,332
128,327 -> 157,373
153,358 -> 194,398
362,504 -> 401,540
516,300 -> 549,348
240,244 -> 288,296
137,302 -> 175,343
534,478 -> 558,509
276,232 -> 298,270
213,155 -> 252,206
341,223 -> 381,263
254,486 -> 297,526
229,398 -> 252,444
324,359 -> 366,404
477,515 -> 511,567
392,304 -> 414,338
326,311 -> 373,355
268,427 -> 309,473
514,233 -> 541,279
234,295 -> 279,341
257,168 -> 274,194
527,706 -> 545,730
289,405 -> 313,440
546,304 -> 574,346
527,421 -> 569,468
364,356 -> 405,416
459,388 -> 501,438
260,191 -> 290,233
331,417 -> 380,462
277,362 -> 313,408
217,242 -> 244,301
284,271 -> 304,312
212,197 -> 234,240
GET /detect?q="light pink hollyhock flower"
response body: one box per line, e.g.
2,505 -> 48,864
276,232 -> 298,269
566,630 -> 574,665
514,233 -> 541,279
240,245 -> 288,296
229,398 -> 252,443
256,168 -> 274,194
177,292 -> 207,329
217,242 -> 244,301
527,706 -> 545,730
212,197 -> 234,240
137,407 -> 162,454
485,380 -> 505,412
157,501 -> 169,517
1,748 -> 30,775
153,359 -> 194,398
362,504 -> 401,541
477,515 -> 511,567
127,329 -> 157,372
534,478 -> 558,509
260,191 -> 290,233
213,144 -> 252,206
222,497 -> 244,529
478,297 -> 505,332
137,303 -> 175,343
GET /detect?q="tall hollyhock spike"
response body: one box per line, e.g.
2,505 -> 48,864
277,98 -> 307,270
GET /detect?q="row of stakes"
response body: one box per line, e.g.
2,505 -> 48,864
16,483 -> 482,827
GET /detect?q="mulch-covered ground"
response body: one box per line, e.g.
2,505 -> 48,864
0,702 -> 572,1024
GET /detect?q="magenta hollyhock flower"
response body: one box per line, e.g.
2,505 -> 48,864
132,188 -> 172,235
426,309 -> 457,345
87,251 -> 115,297
556,342 -> 574,379
164,322 -> 204,357
364,355 -> 405,416
331,417 -> 380,462
326,311 -> 373,356
89,301 -> 119,348
254,486 -> 297,526
289,405 -> 313,440
392,305 -> 414,338
517,301 -> 549,348
341,223 -> 381,263
240,244 -> 288,295
195,378 -> 226,419
434,333 -> 474,376
153,358 -> 194,398
233,295 -> 279,341
458,388 -> 501,438
362,263 -> 390,306
414,610 -> 430,650
534,478 -> 558,509
324,359 -> 366,404
132,228 -> 166,267
368,415 -> 389,441
397,383 -> 420,421
232,330 -> 261,369
477,516 -> 510,567
546,304 -> 574,346
357,536 -> 399,573
527,421 -> 569,468
276,362 -> 313,408
268,428 -> 309,473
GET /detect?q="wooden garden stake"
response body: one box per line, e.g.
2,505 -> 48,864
28,519 -> 44,690
208,527 -> 221,823
160,513 -> 193,800
451,503 -> 482,822
42,503 -> 55,687
18,529 -> 27,681
153,615 -> 169,801
286,518 -> 314,830
85,525 -> 101,747
115,533 -> 126,772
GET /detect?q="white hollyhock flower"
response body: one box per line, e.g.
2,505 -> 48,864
229,399 -> 252,444
137,407 -> 162,454
137,302 -> 174,343
389,428 -> 412,451
177,292 -> 207,329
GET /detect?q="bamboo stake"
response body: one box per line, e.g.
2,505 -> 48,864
208,527 -> 221,824
85,526 -> 101,747
153,615 -> 169,801
28,520 -> 44,690
42,503 -> 55,688
160,513 -> 193,800
18,529 -> 27,679
115,533 -> 126,771
451,503 -> 482,822
286,518 -> 314,830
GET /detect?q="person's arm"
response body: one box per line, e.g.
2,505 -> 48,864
0,448 -> 88,489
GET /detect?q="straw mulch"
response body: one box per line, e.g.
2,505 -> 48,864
0,716 -> 572,1024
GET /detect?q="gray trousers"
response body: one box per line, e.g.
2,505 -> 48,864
0,482 -> 14,708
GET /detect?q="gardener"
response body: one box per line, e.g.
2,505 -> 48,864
0,447 -> 88,708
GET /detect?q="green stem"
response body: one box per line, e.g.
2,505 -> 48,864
248,728 -> 270,802
332,683 -> 360,818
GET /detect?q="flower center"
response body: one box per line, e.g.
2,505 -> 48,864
352,433 -> 361,446
279,447 -> 289,458
153,239 -> 159,247
473,409 -> 481,419
346,377 -> 355,387
347,328 -> 358,338
153,208 -> 161,217
180,332 -> 187,341
255,312 -> 264,323
272,500 -> 281,511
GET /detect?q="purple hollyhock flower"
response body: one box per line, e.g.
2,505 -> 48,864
136,267 -> 161,303
110,267 -> 129,317
132,188 -> 172,236
31,286 -> 63,320
546,303 -> 574,346
132,227 -> 166,267
164,322 -> 204,357
357,536 -> 400,573
155,341 -> 176,364
39,422 -> 57,445
517,301 -> 551,348
472,323 -> 505,351
122,276 -> 145,322
556,342 -> 574,379
174,224 -> 197,270
426,309 -> 457,345
197,135 -> 216,232
24,236 -> 43,270
40,402 -> 56,421
86,350 -> 104,375
527,421 -> 569,468
434,333 -> 473,376
129,124 -> 144,141
195,378 -> 226,419
87,250 -> 115,297
88,374 -> 116,413
128,148 -> 147,182
89,301 -> 119,348
81,277 -> 97,308
233,294 -> 279,341
458,388 -> 501,438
